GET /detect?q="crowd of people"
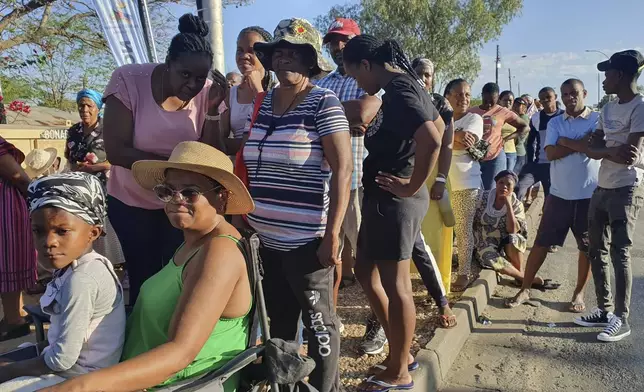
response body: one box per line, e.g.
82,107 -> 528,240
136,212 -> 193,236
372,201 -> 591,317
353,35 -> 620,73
0,11 -> 643,392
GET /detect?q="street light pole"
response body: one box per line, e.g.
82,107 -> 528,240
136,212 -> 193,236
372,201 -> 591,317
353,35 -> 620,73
586,49 -> 609,106
495,45 -> 501,86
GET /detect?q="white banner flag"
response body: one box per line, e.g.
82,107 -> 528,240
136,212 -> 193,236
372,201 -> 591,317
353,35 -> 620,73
93,0 -> 150,66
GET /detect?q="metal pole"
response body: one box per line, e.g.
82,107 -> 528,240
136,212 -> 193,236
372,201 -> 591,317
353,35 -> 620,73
508,68 -> 512,91
597,73 -> 601,106
518,82 -> 521,96
495,45 -> 500,86
137,0 -> 158,62
201,0 -> 225,71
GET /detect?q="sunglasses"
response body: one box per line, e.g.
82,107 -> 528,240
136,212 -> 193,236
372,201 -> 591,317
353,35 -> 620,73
153,184 -> 222,205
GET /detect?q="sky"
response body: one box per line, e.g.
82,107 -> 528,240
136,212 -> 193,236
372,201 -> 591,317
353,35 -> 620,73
169,0 -> 644,105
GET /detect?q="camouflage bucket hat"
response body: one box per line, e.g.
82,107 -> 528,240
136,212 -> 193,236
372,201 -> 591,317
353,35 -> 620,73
254,18 -> 333,77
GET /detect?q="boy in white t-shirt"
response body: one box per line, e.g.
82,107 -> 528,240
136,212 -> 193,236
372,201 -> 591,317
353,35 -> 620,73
574,50 -> 644,342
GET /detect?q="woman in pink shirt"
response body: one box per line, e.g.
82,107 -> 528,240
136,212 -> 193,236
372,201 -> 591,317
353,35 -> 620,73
102,14 -> 226,302
469,82 -> 528,190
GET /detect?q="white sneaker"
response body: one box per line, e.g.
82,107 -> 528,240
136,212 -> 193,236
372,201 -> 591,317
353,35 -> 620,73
597,316 -> 631,342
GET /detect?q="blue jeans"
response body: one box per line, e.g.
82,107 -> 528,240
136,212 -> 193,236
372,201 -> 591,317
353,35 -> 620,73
480,150 -> 507,190
514,154 -> 527,174
506,152 -> 517,174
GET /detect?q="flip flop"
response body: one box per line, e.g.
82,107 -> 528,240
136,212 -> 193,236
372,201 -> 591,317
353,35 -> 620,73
569,300 -> 586,313
369,361 -> 420,375
358,376 -> 415,392
439,314 -> 457,328
532,279 -> 561,292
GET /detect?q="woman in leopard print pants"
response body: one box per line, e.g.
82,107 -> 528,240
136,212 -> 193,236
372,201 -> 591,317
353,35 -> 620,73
444,78 -> 484,291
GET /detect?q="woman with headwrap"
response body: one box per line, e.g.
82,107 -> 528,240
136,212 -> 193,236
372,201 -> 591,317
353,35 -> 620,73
0,136 -> 36,341
473,170 -> 556,289
0,172 -> 125,390
66,88 -> 125,266
65,89 -> 110,185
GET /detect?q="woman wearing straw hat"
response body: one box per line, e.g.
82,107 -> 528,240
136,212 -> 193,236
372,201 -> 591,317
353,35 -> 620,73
244,18 -> 352,392
45,141 -> 254,392
0,136 -> 36,341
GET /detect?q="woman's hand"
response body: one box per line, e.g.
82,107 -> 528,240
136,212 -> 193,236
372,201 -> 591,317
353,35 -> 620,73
317,234 -> 341,268
208,69 -> 229,114
455,130 -> 477,149
430,181 -> 445,200
243,69 -> 265,93
376,172 -> 416,197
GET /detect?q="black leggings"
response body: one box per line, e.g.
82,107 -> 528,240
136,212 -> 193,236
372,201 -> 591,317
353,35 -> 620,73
107,196 -> 184,304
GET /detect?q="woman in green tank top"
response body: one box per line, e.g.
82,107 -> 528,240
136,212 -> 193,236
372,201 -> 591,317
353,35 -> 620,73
45,142 -> 256,392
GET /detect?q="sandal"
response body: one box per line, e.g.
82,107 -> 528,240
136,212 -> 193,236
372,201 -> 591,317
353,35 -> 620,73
358,376 -> 414,392
532,279 -> 561,292
439,314 -> 457,328
569,300 -> 586,313
368,361 -> 419,376
0,322 -> 31,342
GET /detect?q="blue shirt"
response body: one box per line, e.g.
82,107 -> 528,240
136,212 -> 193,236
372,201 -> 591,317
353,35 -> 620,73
544,107 -> 600,200
315,71 -> 366,190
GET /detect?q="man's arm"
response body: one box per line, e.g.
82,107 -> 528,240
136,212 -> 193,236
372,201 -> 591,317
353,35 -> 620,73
343,95 -> 381,135
544,118 -> 578,161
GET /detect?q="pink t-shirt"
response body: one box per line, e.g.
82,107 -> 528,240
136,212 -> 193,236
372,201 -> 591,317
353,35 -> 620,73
468,105 -> 518,161
103,63 -> 212,209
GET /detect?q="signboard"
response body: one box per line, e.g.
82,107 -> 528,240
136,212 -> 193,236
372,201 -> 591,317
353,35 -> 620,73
40,129 -> 68,139
93,0 -> 150,66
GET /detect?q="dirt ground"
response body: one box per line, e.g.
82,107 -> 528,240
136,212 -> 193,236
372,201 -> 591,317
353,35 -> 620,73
1,267 -> 467,391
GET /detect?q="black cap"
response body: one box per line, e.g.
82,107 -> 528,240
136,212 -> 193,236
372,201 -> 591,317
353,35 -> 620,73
597,50 -> 644,75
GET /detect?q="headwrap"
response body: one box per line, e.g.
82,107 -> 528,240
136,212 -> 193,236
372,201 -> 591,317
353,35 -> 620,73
494,169 -> 519,185
28,172 -> 107,228
76,89 -> 103,110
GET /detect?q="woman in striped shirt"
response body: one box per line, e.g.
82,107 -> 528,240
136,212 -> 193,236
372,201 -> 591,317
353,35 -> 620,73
244,18 -> 352,392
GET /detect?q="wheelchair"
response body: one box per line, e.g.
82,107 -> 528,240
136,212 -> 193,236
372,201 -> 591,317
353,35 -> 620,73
2,231 -> 286,392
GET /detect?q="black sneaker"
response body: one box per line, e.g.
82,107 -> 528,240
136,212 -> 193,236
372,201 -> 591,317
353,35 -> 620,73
574,308 -> 613,327
360,316 -> 387,355
598,316 -> 631,342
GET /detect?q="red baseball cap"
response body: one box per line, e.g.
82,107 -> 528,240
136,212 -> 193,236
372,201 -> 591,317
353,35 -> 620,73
323,18 -> 360,44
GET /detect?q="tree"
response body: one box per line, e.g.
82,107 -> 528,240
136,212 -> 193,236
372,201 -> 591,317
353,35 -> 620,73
315,0 -> 523,92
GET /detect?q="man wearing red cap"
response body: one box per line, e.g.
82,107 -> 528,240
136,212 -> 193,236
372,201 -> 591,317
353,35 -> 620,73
315,18 -> 386,354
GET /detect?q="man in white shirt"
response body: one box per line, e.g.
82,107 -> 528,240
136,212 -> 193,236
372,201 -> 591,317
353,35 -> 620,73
575,50 -> 644,342
507,79 -> 599,311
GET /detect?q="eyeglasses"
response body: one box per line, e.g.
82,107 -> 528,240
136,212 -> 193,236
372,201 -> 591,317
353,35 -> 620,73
153,184 -> 221,205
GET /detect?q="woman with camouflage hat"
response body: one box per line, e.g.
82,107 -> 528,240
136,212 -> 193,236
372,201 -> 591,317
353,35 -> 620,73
245,18 -> 352,392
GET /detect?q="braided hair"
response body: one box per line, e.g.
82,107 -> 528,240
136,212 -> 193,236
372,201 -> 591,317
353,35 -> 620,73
167,14 -> 213,63
443,78 -> 468,97
343,35 -> 420,83
238,26 -> 276,91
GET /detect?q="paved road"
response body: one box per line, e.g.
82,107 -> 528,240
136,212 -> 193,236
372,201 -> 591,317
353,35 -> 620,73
443,211 -> 644,392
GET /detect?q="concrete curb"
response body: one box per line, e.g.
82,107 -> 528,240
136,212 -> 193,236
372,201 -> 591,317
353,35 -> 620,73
413,269 -> 499,391
413,191 -> 545,391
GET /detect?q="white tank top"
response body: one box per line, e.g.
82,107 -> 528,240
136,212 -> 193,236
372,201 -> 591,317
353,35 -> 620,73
229,85 -> 254,139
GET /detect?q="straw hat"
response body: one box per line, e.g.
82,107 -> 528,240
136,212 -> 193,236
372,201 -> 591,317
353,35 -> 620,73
132,141 -> 255,215
24,148 -> 58,178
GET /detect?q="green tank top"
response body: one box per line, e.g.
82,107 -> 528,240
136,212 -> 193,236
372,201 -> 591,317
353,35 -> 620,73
121,235 -> 250,391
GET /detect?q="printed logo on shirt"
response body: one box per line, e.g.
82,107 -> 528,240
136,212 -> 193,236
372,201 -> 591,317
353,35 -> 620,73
366,109 -> 383,138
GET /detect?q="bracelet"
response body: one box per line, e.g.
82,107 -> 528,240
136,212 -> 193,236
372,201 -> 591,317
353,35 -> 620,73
435,177 -> 446,184
205,114 -> 220,121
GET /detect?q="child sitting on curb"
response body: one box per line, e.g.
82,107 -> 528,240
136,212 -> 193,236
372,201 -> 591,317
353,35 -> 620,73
0,172 -> 125,391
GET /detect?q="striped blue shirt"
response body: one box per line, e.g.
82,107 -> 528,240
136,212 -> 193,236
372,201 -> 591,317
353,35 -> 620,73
243,87 -> 350,251
316,71 -> 367,190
